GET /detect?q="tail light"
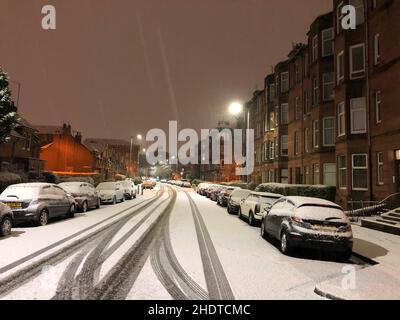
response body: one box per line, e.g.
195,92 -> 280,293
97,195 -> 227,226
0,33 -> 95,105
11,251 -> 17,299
338,224 -> 352,233
290,216 -> 312,229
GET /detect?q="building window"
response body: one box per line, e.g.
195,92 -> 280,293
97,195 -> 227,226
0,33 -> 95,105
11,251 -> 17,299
312,78 -> 319,105
349,0 -> 365,25
312,35 -> 318,62
304,166 -> 310,184
281,72 -> 289,93
281,135 -> 288,156
338,102 -> 346,136
313,164 -> 320,185
322,28 -> 334,57
337,51 -> 345,84
304,52 -> 309,77
264,142 -> 269,161
303,91 -> 310,114
323,163 -> 336,186
374,33 -> 380,65
281,169 -> 289,184
312,120 -> 319,148
352,154 -> 368,190
323,117 -> 335,146
274,137 -> 278,158
268,170 -> 275,183
375,91 -> 382,124
280,103 -> 289,124
295,97 -> 301,120
304,128 -> 309,153
350,97 -> 367,134
377,152 -> 384,185
294,131 -> 300,155
270,84 -> 275,101
338,155 -> 347,189
350,43 -> 365,79
322,72 -> 335,101
269,141 -> 275,160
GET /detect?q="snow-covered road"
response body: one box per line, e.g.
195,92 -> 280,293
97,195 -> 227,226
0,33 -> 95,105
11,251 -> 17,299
0,185 -> 367,300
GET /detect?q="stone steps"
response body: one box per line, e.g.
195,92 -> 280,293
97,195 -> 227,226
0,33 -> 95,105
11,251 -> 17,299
361,207 -> 400,236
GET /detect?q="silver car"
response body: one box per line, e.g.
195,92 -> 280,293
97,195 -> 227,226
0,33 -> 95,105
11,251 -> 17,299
0,183 -> 76,227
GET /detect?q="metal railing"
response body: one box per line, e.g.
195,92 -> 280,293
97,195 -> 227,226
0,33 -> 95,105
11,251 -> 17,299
345,192 -> 400,222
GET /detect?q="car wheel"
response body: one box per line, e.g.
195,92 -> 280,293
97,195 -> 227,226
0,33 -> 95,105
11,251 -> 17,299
121,197 -> 125,203
280,231 -> 292,255
260,219 -> 268,240
68,204 -> 76,218
249,211 -> 255,226
238,208 -> 243,220
35,209 -> 49,227
81,201 -> 88,213
113,197 -> 117,205
227,205 -> 231,214
0,216 -> 12,237
96,199 -> 100,209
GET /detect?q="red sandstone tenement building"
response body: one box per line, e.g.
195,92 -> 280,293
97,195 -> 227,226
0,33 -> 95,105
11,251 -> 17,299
246,0 -> 400,209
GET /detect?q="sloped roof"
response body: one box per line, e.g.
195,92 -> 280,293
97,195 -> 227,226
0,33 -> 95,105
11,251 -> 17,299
84,138 -> 131,152
34,125 -> 62,135
17,116 -> 37,131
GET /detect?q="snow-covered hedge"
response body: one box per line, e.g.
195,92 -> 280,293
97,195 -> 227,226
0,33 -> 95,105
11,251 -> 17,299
60,176 -> 95,185
0,172 -> 22,193
255,183 -> 336,202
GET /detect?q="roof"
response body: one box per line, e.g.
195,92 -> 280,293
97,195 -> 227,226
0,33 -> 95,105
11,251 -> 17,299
17,116 -> 37,131
84,138 -> 131,152
10,130 -> 24,139
34,125 -> 62,135
285,196 -> 340,208
6,183 -> 53,188
251,191 -> 283,198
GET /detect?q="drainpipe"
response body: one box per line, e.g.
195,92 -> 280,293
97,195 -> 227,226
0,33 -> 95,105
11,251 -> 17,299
365,0 -> 373,201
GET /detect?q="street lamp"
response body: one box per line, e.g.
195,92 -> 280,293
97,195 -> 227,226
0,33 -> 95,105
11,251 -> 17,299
228,102 -> 243,116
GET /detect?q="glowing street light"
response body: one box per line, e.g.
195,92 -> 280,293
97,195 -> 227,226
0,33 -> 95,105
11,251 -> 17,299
228,102 -> 243,116
137,134 -> 143,140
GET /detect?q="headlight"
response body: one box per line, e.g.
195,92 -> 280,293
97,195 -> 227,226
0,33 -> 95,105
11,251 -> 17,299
338,224 -> 352,233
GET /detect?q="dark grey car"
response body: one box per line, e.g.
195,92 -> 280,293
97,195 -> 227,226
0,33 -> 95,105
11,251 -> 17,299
261,196 -> 353,260
59,182 -> 100,212
0,203 -> 13,237
0,183 -> 77,227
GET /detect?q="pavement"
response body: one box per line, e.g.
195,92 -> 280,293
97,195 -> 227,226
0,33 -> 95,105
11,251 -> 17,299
315,224 -> 400,300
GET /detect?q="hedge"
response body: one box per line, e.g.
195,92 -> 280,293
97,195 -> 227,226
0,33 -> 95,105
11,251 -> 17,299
0,172 -> 22,194
255,183 -> 336,202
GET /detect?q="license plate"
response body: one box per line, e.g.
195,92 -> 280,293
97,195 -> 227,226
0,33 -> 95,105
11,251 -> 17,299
4,202 -> 22,209
313,225 -> 337,232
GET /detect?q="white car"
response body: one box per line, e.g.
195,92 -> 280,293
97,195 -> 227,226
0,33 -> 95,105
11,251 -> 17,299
96,182 -> 125,205
120,180 -> 136,200
227,189 -> 251,214
239,192 -> 283,226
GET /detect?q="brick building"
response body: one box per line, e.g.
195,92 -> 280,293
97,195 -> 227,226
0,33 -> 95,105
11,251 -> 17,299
246,0 -> 399,209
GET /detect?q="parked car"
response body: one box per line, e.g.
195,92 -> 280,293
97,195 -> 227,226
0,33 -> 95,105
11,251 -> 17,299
142,180 -> 157,190
261,196 -> 353,260
58,182 -> 100,213
217,187 -> 238,207
238,192 -> 283,226
0,183 -> 76,227
182,181 -> 192,188
197,183 -> 211,195
210,186 -> 225,201
120,180 -> 136,200
227,189 -> 251,214
96,182 -> 125,204
0,203 -> 13,237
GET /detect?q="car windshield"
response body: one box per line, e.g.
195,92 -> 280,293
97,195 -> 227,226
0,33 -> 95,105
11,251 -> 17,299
233,190 -> 250,197
96,183 -> 115,191
260,196 -> 280,204
296,205 -> 346,221
0,185 -> 41,200
58,184 -> 82,194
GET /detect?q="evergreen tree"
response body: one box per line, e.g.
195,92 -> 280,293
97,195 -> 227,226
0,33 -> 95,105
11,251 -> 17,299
0,67 -> 19,143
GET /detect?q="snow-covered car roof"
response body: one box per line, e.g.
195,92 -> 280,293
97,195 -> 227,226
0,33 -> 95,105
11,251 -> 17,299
285,196 -> 341,209
251,191 -> 284,198
6,183 -> 54,188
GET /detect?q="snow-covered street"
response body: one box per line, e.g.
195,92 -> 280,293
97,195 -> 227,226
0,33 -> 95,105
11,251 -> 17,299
0,185 -> 368,300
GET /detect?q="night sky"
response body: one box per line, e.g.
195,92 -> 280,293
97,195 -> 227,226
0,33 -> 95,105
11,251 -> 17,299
0,0 -> 331,142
